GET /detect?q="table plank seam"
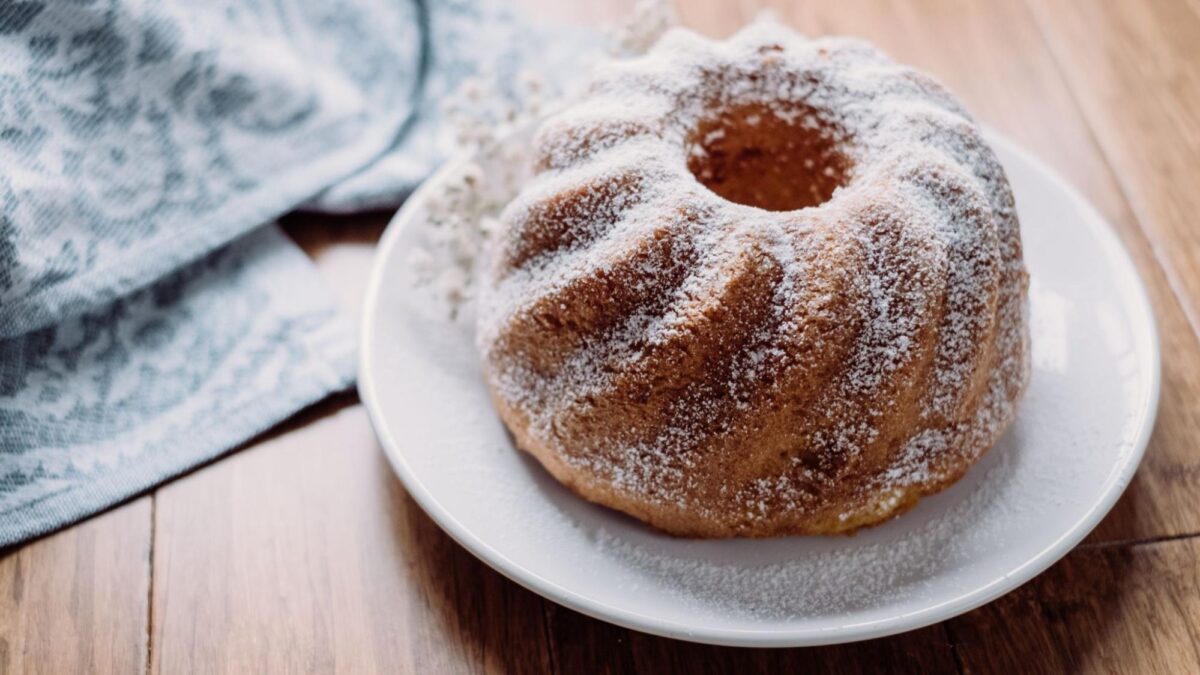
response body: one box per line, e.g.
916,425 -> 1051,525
943,620 -> 967,675
1078,530 -> 1200,552
1022,0 -> 1200,345
144,495 -> 156,675
540,603 -> 561,675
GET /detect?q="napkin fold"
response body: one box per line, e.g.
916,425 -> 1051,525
0,0 -> 598,546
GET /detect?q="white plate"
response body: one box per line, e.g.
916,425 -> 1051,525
359,128 -> 1160,647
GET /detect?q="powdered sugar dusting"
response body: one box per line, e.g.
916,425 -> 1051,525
476,18 -> 1029,536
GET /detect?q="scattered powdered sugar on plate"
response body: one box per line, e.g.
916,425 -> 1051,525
590,455 -> 1020,620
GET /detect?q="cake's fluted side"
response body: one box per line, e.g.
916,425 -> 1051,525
477,22 -> 1030,537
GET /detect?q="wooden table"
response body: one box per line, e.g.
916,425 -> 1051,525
4,1 -> 1200,672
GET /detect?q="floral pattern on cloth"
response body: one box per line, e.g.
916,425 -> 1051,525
0,0 -> 599,545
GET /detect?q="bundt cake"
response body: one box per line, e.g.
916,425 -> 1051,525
476,21 -> 1030,537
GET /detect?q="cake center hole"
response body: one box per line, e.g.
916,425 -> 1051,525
686,103 -> 851,212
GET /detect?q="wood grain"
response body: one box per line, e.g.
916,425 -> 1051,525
0,498 -> 151,675
948,537 -> 1200,674
1030,0 -> 1200,337
149,403 -> 556,674
546,606 -> 958,674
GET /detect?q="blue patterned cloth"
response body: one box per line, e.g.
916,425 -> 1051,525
0,0 -> 597,546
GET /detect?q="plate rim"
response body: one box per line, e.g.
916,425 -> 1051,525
357,129 -> 1162,648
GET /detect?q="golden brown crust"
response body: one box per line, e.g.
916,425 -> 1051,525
488,364 -> 1022,537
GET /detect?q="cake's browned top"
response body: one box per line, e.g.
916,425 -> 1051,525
476,22 -> 1030,537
